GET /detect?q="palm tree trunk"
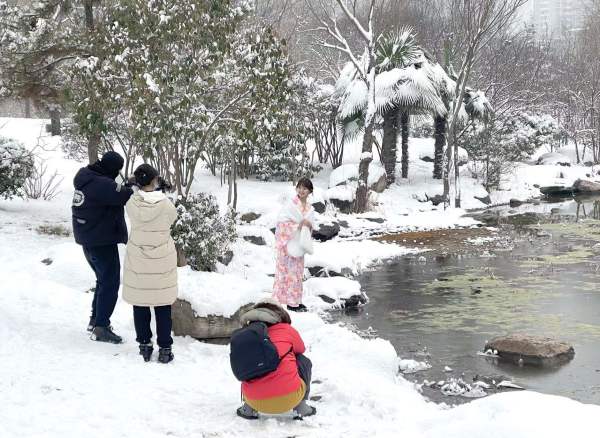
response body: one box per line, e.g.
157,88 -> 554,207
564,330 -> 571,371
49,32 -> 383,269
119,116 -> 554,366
433,115 -> 446,179
400,112 -> 409,179
381,108 -> 399,186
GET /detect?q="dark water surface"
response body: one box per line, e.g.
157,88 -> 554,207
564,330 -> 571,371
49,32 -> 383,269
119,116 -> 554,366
340,197 -> 600,405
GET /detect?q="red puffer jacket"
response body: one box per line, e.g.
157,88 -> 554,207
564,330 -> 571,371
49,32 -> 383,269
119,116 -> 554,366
241,323 -> 305,400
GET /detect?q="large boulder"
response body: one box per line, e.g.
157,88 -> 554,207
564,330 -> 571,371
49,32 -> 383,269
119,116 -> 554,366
329,162 -> 387,193
573,179 -> 600,193
485,334 -> 575,367
326,185 -> 355,214
171,299 -> 254,340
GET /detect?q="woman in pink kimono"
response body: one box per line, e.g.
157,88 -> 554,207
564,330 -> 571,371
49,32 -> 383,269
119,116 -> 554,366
273,178 -> 315,312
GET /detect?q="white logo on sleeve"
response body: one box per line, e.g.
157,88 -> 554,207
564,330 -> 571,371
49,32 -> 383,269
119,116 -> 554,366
72,190 -> 85,207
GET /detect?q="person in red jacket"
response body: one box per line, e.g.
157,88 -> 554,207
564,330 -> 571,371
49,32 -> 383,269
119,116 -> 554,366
236,299 -> 316,420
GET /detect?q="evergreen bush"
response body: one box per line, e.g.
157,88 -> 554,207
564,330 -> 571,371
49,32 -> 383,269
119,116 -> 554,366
0,137 -> 34,199
171,193 -> 237,272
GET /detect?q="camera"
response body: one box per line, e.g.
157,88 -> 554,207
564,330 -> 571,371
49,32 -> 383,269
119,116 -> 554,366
156,176 -> 173,193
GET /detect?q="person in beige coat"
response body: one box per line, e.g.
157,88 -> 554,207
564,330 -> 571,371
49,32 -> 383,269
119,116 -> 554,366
123,164 -> 178,363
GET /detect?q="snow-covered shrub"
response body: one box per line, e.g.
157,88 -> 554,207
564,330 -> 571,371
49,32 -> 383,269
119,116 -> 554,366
0,137 -> 34,199
460,112 -> 564,189
171,194 -> 237,272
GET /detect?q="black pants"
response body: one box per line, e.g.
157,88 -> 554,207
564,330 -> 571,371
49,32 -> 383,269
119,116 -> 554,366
296,354 -> 312,400
83,245 -> 120,328
133,305 -> 173,348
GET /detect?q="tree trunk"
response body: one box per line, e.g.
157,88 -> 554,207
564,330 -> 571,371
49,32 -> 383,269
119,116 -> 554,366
381,108 -> 399,186
355,66 -> 376,214
355,120 -> 374,213
24,99 -> 31,118
433,115 -> 446,179
453,133 -> 460,208
84,0 -> 94,29
49,108 -> 61,136
87,132 -> 100,164
400,112 -> 409,179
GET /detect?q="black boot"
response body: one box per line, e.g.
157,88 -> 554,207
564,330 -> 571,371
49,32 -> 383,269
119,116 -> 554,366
87,316 -> 96,332
158,347 -> 174,364
287,304 -> 308,313
139,343 -> 153,362
90,326 -> 123,344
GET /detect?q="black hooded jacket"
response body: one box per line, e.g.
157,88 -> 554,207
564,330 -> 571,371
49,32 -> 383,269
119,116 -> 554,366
71,163 -> 133,247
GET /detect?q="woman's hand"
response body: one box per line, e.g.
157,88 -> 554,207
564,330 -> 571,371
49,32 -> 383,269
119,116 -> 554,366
299,219 -> 312,230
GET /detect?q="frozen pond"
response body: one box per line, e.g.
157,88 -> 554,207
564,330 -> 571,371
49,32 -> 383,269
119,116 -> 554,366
342,196 -> 600,405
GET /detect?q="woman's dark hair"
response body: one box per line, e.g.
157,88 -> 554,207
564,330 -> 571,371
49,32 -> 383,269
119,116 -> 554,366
134,163 -> 159,187
253,302 -> 292,324
296,177 -> 313,193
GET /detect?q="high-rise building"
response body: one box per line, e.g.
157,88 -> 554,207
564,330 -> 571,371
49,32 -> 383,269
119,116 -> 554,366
530,0 -> 585,38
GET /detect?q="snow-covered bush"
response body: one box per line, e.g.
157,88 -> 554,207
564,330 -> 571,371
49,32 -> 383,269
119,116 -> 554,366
460,112 -> 564,189
171,194 -> 237,272
0,137 -> 34,199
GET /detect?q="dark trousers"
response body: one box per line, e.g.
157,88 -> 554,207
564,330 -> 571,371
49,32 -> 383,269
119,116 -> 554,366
83,245 -> 120,328
133,305 -> 173,348
296,354 -> 312,400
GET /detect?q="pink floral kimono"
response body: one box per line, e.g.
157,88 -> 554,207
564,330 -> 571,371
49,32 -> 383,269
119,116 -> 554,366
272,196 -> 315,306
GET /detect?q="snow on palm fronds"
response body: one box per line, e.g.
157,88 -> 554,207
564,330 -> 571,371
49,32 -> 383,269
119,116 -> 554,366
377,66 -> 446,116
337,57 -> 447,123
375,27 -> 420,72
464,90 -> 493,120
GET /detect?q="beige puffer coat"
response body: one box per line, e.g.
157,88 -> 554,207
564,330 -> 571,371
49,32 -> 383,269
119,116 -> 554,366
123,190 -> 178,306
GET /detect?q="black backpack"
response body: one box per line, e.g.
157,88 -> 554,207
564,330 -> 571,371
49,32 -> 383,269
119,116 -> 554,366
230,322 -> 288,381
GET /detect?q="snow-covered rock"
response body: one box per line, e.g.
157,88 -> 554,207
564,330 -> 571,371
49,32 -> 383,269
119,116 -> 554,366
536,152 -> 572,166
328,162 -> 387,193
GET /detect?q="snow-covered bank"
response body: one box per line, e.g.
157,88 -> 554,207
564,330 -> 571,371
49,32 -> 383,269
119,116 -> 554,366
1,212 -> 598,437
2,118 -> 600,437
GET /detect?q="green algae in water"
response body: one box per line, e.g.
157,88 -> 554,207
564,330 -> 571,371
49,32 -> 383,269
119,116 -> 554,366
535,220 -> 600,242
519,246 -> 595,268
403,268 -> 600,339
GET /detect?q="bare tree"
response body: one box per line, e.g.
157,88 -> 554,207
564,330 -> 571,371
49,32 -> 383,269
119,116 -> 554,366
306,0 -> 378,213
441,0 -> 527,207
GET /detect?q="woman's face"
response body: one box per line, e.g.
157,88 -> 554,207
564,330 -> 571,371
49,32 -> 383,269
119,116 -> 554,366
296,184 -> 311,200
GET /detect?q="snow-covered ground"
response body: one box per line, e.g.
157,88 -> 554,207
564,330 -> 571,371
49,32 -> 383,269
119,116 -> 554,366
1,118 -> 599,437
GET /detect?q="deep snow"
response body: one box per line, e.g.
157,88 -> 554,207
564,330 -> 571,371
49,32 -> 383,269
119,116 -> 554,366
1,118 -> 599,438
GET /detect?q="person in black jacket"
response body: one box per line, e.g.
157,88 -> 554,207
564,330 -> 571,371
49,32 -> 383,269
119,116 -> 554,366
72,151 -> 133,344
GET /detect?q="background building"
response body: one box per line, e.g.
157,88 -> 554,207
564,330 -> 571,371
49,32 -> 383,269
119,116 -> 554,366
529,0 -> 586,38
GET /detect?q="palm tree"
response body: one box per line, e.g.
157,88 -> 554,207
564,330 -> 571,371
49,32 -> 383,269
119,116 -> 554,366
337,30 -> 446,185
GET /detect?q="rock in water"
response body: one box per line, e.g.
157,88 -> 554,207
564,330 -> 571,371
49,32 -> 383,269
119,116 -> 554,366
573,179 -> 600,193
485,334 -> 574,367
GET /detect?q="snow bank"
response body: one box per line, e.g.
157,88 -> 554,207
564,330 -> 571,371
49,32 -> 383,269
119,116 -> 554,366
1,118 -> 600,437
306,239 -> 421,275
303,276 -> 363,310
329,162 -> 386,187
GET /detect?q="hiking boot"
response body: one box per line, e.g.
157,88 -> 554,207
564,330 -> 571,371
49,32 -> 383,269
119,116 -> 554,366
158,347 -> 174,364
287,304 -> 308,313
87,317 -> 96,332
293,400 -> 316,420
236,403 -> 259,420
139,343 -> 153,362
90,326 -> 123,344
